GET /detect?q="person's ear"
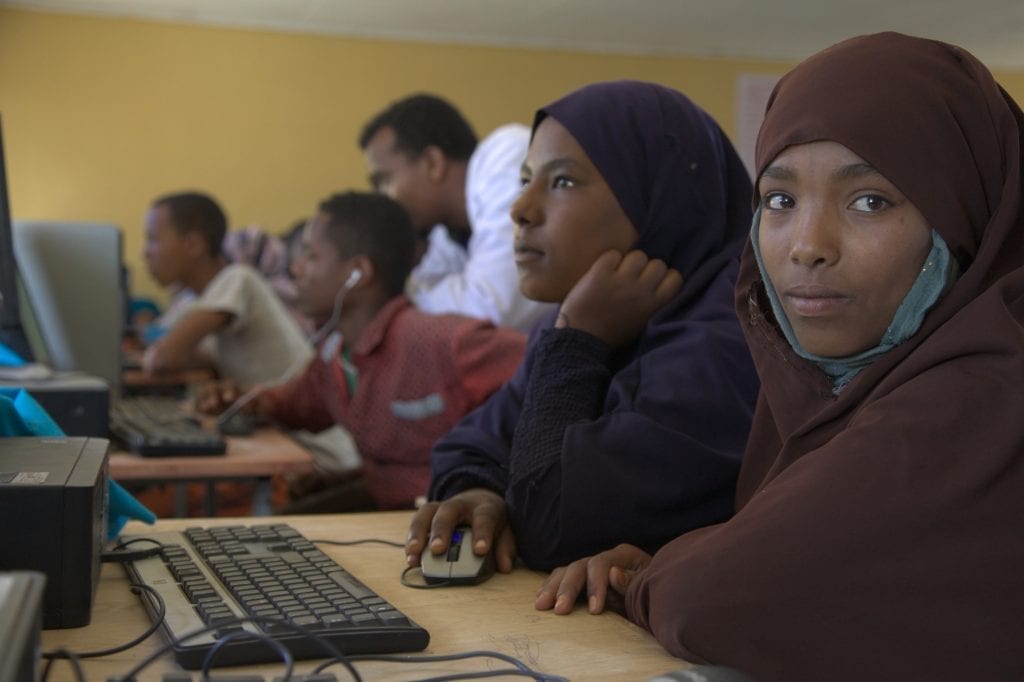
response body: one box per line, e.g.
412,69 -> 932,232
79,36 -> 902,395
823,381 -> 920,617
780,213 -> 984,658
348,255 -> 375,288
182,229 -> 209,259
421,145 -> 449,182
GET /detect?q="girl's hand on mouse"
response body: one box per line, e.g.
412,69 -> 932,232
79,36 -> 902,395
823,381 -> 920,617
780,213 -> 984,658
557,249 -> 682,349
406,488 -> 516,572
535,543 -> 652,616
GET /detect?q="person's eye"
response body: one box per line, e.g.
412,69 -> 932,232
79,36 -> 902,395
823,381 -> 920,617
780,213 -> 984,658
762,192 -> 794,210
850,194 -> 891,212
552,175 -> 576,189
519,175 -> 531,188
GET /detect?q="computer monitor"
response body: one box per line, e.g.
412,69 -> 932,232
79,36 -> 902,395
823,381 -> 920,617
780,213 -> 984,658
0,115 -> 34,362
12,219 -> 124,392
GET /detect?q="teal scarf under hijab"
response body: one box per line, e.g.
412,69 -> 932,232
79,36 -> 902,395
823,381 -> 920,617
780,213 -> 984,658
750,207 -> 958,392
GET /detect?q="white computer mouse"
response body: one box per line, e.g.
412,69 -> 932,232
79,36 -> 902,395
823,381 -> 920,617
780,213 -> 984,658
420,525 -> 495,586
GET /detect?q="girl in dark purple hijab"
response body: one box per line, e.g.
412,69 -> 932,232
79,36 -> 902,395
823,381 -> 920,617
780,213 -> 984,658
406,80 -> 759,573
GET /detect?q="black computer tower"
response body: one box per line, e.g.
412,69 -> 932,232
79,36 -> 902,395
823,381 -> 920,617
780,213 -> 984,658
0,437 -> 108,628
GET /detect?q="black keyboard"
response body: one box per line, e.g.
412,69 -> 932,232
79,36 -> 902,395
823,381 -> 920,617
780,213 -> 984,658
110,396 -> 227,456
120,523 -> 430,669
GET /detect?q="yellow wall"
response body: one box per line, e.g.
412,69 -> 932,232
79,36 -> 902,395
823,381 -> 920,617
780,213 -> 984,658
2,7 -> 1023,302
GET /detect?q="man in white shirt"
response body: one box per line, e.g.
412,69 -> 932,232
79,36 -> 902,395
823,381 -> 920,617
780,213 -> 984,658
359,94 -> 553,333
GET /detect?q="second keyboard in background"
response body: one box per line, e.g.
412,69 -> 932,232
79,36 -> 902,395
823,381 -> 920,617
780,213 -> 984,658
110,396 -> 227,457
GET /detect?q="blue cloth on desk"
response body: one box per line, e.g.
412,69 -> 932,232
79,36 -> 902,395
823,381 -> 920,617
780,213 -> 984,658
0,342 -> 27,367
0,386 -> 157,539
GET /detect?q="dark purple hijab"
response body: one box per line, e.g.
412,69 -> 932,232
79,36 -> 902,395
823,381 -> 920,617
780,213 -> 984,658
536,80 -> 753,310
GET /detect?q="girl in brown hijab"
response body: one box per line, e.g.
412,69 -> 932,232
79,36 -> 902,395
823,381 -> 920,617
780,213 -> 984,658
534,32 -> 1024,681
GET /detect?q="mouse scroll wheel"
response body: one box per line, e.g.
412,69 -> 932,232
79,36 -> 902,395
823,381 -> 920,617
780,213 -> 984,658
446,544 -> 461,561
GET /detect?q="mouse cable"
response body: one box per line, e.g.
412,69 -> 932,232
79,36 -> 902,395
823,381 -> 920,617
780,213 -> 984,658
216,280 -> 351,428
311,537 -> 404,549
314,650 -> 569,682
109,614 -> 362,682
399,564 -> 453,589
40,582 -> 167,682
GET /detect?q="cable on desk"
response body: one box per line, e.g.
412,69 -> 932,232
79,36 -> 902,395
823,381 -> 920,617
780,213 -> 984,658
311,538 -> 405,549
400,564 -> 453,589
42,584 -> 166,663
40,648 -> 84,682
102,537 -> 166,563
202,629 -> 293,678
109,614 -> 362,682
413,671 -> 560,682
314,650 -> 570,682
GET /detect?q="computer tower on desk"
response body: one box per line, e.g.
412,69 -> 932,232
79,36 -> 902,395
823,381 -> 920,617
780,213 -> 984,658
0,437 -> 108,628
0,372 -> 110,438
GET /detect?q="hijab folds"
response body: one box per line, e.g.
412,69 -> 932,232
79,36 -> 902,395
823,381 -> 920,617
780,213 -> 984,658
625,33 -> 1024,681
536,79 -> 753,312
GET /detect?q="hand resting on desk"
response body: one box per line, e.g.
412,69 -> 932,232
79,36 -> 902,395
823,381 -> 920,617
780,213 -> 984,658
535,543 -> 652,616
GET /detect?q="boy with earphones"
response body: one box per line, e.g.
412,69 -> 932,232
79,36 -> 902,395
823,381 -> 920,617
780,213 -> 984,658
197,191 -> 527,511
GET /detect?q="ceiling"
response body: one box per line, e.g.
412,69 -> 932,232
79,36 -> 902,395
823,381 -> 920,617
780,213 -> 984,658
4,0 -> 1024,69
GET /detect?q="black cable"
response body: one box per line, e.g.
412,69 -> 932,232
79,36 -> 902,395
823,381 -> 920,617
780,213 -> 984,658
311,538 -> 405,549
348,650 -> 531,673
413,670 -> 550,682
40,648 -> 84,682
102,537 -> 166,562
314,650 -> 569,682
110,536 -> 165,552
110,614 -> 362,682
41,584 -> 166,659
400,564 -> 451,589
202,629 -> 293,678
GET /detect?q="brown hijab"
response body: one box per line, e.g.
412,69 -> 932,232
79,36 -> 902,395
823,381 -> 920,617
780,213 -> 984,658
625,32 -> 1024,681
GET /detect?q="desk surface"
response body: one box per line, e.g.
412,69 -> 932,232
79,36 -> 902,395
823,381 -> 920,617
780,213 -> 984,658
110,427 -> 317,481
121,366 -> 216,390
42,512 -> 686,681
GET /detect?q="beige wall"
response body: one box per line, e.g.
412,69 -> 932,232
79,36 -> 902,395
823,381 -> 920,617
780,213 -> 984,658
1,7 -> 1022,302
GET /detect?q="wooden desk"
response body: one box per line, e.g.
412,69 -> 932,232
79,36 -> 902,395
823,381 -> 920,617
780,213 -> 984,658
121,367 -> 216,396
110,428 -> 317,517
41,512 -> 687,681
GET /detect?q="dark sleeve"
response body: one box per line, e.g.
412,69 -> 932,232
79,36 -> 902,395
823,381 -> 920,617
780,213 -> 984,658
508,328 -> 613,480
625,369 -> 1024,681
506,285 -> 759,571
503,327 -> 614,565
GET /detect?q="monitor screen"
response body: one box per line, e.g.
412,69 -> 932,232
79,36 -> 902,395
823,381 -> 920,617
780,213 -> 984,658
0,114 -> 34,362
13,220 -> 124,392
